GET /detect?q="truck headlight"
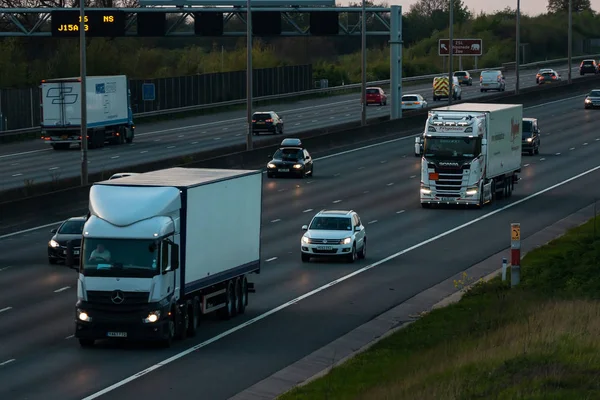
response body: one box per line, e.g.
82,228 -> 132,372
293,164 -> 302,169
143,310 -> 161,323
49,239 -> 59,248
77,309 -> 92,322
342,237 -> 352,244
267,163 -> 276,169
302,236 -> 309,244
420,186 -> 432,195
465,187 -> 478,196
526,137 -> 533,142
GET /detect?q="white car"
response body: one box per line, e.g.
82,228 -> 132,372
401,94 -> 428,110
300,209 -> 367,263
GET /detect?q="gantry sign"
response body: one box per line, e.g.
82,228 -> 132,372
0,5 -> 395,37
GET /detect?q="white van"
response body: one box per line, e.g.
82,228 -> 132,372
480,70 -> 506,92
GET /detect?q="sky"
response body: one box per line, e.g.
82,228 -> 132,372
338,0 -> 600,17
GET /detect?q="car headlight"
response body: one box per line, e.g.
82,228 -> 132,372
342,237 -> 352,245
420,186 -> 432,195
585,98 -> 591,103
77,308 -> 92,322
267,163 -> 276,169
465,187 -> 478,196
526,137 -> 533,142
49,239 -> 59,248
302,236 -> 309,244
143,310 -> 161,323
293,164 -> 302,169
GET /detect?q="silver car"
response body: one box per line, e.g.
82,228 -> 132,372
584,89 -> 600,109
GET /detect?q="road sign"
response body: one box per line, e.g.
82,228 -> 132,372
511,223 -> 520,241
51,10 -> 126,37
142,83 -> 155,101
438,39 -> 482,56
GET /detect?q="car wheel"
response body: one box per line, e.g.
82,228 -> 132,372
346,244 -> 357,263
358,239 -> 367,259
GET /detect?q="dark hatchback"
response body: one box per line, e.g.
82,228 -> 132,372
580,59 -> 598,75
252,111 -> 284,135
267,139 -> 314,178
48,216 -> 86,264
522,118 -> 541,155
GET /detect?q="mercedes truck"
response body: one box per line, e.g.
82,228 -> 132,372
68,167 -> 262,347
40,75 -> 135,150
415,103 -> 523,208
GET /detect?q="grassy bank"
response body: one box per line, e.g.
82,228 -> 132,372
279,212 -> 600,399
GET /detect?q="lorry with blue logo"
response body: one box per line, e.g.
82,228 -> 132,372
40,75 -> 135,150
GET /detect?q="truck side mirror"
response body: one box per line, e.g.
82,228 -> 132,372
171,244 -> 179,270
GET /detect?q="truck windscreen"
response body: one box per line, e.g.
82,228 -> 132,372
423,137 -> 481,159
80,238 -> 160,277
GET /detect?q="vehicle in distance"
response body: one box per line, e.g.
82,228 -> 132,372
365,87 -> 387,106
401,94 -> 428,110
109,172 -> 140,180
252,111 -> 284,135
479,70 -> 506,92
40,75 -> 135,150
69,167 -> 262,348
416,103 -> 523,208
579,59 -> 599,75
453,71 -> 473,86
267,138 -> 314,178
535,68 -> 556,84
584,89 -> 600,109
301,210 -> 366,263
538,71 -> 561,84
432,76 -> 462,101
48,216 -> 86,264
522,117 -> 541,155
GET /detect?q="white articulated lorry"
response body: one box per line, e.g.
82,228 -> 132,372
40,75 -> 135,150
68,167 -> 262,348
415,103 -> 523,208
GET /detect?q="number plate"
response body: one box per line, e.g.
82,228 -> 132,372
317,246 -> 333,250
74,250 -> 80,255
440,197 -> 454,202
61,135 -> 68,139
257,122 -> 265,124
107,332 -> 127,338
278,169 -> 289,172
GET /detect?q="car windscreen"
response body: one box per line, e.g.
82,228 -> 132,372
541,72 -> 554,78
274,148 -> 302,160
583,61 -> 594,65
589,90 -> 600,97
366,89 -> 379,94
253,113 -> 271,121
58,220 -> 85,234
454,72 -> 467,76
402,96 -> 418,102
309,217 -> 352,231
522,120 -> 533,137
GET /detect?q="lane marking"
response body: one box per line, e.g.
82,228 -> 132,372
65,335 -> 74,339
2,92 -> 590,240
584,143 -> 589,146
363,190 -> 369,194
358,166 -> 365,170
368,220 -> 378,224
222,128 -> 229,131
110,156 -> 120,159
266,257 -> 278,262
11,173 -> 22,177
332,199 -> 342,203
409,175 -> 416,178
0,359 -> 15,367
334,173 -> 341,177
278,188 -> 285,192
235,133 -> 242,137
54,286 -> 70,293
271,219 -> 281,223
540,158 -> 546,161
167,146 -> 176,149
387,182 -> 394,186
0,266 -> 12,272
0,307 -> 12,313
555,153 -> 561,156
380,160 -> 387,163
302,209 -> 313,213
214,138 -> 221,140
396,210 -> 405,214
570,147 -> 575,150
140,150 -> 148,154
48,166 -> 59,170
81,163 -> 600,400
191,142 -> 198,144
178,135 -> 184,138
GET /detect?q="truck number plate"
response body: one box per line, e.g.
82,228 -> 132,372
317,246 -> 333,250
278,169 -> 289,172
107,332 -> 127,338
440,197 -> 454,202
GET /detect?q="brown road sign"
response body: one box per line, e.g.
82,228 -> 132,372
438,39 -> 482,56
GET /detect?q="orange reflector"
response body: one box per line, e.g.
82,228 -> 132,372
429,172 -> 439,180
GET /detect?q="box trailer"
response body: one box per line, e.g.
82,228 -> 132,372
70,167 -> 262,347
40,75 -> 135,150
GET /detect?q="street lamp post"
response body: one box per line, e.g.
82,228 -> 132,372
515,0 -> 520,94
246,0 -> 253,150
79,0 -> 88,186
568,0 -> 572,84
448,0 -> 454,105
360,0 -> 367,126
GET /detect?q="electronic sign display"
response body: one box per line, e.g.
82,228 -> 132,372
51,10 -> 126,37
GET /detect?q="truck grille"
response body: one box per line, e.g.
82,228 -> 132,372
86,291 -> 149,305
433,167 -> 467,196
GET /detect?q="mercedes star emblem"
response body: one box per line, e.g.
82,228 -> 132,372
111,290 -> 125,304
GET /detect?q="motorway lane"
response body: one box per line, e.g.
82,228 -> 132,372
0,94 -> 599,399
0,63 -> 579,192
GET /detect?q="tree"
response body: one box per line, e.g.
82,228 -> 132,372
547,0 -> 592,13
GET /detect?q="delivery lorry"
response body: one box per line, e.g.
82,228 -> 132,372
40,75 -> 135,150
68,167 -> 262,348
415,103 -> 522,208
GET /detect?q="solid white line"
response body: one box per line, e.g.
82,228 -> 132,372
54,286 -> 70,293
82,164 -> 600,400
265,257 -> 277,262
0,359 -> 15,366
0,307 -> 12,313
0,221 -> 59,240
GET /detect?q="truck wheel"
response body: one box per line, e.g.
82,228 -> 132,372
160,314 -> 175,348
117,127 -> 126,145
187,298 -> 200,337
126,127 -> 134,144
78,338 -> 94,347
234,277 -> 247,315
218,281 -> 235,320
176,304 -> 188,340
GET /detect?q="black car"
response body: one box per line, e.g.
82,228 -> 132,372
252,111 -> 284,135
580,59 -> 598,75
522,118 -> 541,156
584,89 -> 600,109
267,138 -> 314,178
48,216 -> 86,264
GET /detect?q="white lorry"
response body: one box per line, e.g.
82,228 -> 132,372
40,75 -> 135,150
68,167 -> 262,347
415,103 -> 522,208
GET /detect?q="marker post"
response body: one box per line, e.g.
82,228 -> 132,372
511,223 -> 521,287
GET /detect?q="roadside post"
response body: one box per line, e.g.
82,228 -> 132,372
511,223 -> 521,287
502,257 -> 508,281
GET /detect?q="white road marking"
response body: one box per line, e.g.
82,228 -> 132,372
555,153 -> 561,155
306,181 -> 313,184
271,219 -> 281,223
0,359 -> 15,367
303,209 -> 313,213
191,142 -> 198,144
278,189 -> 285,192
584,143 -> 588,146
213,138 -> 221,140
0,307 -> 12,313
266,257 -> 278,262
48,166 -> 59,170
110,156 -> 119,159
387,182 -> 394,186
540,158 -> 546,161
82,163 -> 600,400
154,139 -> 161,141
10,162 -> 18,166
294,123 -> 300,126
596,138 -> 600,141
345,113 -> 351,116
396,210 -> 405,214
380,160 -> 387,163
329,116 -> 335,119
570,147 -> 575,150
0,266 -> 12,272
54,286 -> 70,293
178,135 -> 184,138
65,335 -> 74,339
363,190 -> 369,194
334,173 -> 340,177
358,166 -> 365,170
409,175 -> 416,178
368,220 -> 378,224
332,199 -> 342,203
201,131 -> 207,134
11,173 -> 22,177
524,163 -> 530,167
140,150 -> 148,154
235,134 -> 242,137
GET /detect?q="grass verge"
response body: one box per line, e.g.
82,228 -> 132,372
279,212 -> 600,400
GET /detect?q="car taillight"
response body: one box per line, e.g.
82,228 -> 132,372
252,120 -> 256,122
266,119 -> 273,122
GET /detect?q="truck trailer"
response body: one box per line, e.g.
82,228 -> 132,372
69,167 -> 262,347
40,75 -> 135,150
415,103 -> 523,208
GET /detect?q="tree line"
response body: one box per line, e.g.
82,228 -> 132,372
0,0 -> 598,88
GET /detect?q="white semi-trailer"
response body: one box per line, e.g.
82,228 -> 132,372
69,167 -> 262,347
415,103 -> 523,208
40,75 -> 135,150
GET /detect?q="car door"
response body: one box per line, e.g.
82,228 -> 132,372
353,214 -> 365,249
303,149 -> 313,172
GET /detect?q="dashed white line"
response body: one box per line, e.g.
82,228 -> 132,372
584,143 -> 589,146
596,138 -> 600,141
11,173 -> 22,177
555,152 -> 561,155
222,127 -> 229,131
65,335 -> 74,339
140,150 -> 148,154
177,135 -> 184,138
266,257 -> 278,262
368,220 -> 378,224
387,182 -> 394,186
334,173 -> 341,177
306,181 -> 313,184
570,147 -> 575,150
329,116 -> 335,119
191,142 -> 198,144
524,163 -> 530,167
154,138 -> 161,141
358,166 -> 365,170
0,307 -> 12,313
201,131 -> 207,134
396,210 -> 405,214
345,113 -> 351,116
0,359 -> 15,367
271,219 -> 281,223
294,123 -> 301,126
332,199 -> 342,203
540,158 -> 546,161
235,133 -> 242,137
111,156 -> 120,159
278,188 -> 285,192
10,162 -> 18,166
48,166 -> 59,170
167,145 -> 176,149
213,138 -> 221,140
54,286 -> 70,293
380,160 -> 387,164
311,120 -> 318,123
303,209 -> 313,213
409,175 -> 416,178
363,190 -> 369,194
